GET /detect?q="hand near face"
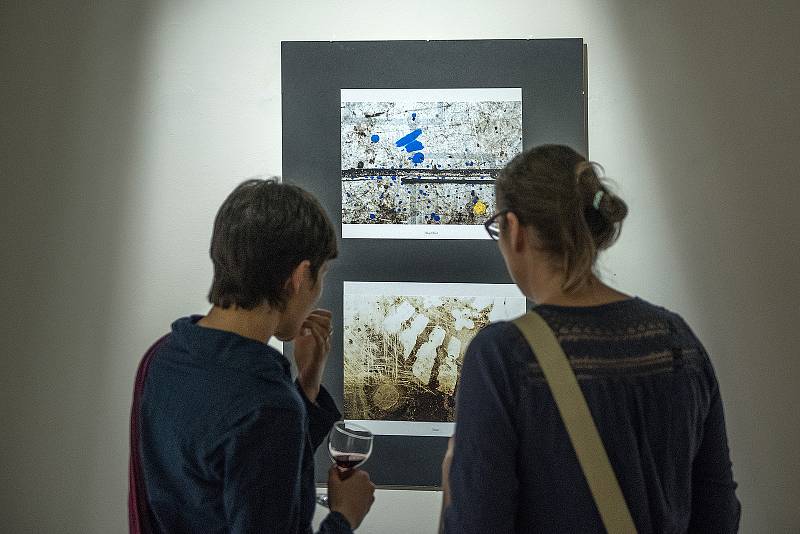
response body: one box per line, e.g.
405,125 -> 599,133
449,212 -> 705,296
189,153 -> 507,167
293,309 -> 333,402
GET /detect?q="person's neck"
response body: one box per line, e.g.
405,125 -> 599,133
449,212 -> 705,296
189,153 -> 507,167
197,304 -> 278,344
528,271 -> 630,307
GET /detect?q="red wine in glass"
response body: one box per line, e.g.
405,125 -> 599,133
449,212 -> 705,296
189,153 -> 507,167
332,452 -> 369,470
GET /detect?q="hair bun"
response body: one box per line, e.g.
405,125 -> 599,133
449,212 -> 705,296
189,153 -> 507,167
576,161 -> 628,225
597,191 -> 628,224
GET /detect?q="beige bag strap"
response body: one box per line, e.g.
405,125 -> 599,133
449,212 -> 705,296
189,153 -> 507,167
514,312 -> 637,534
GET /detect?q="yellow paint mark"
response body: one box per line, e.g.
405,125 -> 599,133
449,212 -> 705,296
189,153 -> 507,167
472,200 -> 487,216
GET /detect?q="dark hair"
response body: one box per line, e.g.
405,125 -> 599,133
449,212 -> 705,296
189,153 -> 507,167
207,177 -> 338,310
496,144 -> 628,293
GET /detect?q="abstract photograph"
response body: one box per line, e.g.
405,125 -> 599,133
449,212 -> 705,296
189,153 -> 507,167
341,88 -> 523,239
343,282 -> 527,436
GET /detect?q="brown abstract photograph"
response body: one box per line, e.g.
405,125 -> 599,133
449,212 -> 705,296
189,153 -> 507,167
343,282 -> 526,436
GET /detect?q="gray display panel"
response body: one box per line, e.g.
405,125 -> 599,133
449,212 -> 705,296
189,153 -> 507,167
281,39 -> 586,488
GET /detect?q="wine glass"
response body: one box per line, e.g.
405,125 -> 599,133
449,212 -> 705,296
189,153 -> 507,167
316,421 -> 373,508
329,421 -> 373,471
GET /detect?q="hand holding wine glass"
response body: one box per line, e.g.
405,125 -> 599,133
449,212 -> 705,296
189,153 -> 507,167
321,422 -> 375,529
327,464 -> 375,530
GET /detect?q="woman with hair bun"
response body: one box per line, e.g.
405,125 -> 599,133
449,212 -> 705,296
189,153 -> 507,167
441,145 -> 740,533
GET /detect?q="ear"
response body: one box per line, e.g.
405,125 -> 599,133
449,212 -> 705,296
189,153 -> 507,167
285,260 -> 312,297
503,211 -> 527,253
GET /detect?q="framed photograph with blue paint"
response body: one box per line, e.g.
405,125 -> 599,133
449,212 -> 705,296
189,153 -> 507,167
341,88 -> 523,239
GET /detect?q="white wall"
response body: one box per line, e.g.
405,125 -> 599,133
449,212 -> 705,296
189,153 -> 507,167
2,1 -> 799,532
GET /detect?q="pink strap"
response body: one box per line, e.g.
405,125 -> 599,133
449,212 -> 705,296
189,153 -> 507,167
128,334 -> 169,534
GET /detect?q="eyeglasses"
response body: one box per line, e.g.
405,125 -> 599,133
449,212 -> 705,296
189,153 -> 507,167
483,209 -> 511,241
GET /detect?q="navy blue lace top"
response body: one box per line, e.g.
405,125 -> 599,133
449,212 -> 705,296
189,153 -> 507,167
444,297 -> 740,533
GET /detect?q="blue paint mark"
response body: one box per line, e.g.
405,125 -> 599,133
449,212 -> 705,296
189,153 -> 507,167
410,152 -> 425,164
369,213 -> 376,220
370,134 -> 380,143
472,197 -> 479,204
431,212 -> 441,222
390,175 -> 397,181
404,140 -> 424,152
412,112 -> 417,121
395,129 -> 423,147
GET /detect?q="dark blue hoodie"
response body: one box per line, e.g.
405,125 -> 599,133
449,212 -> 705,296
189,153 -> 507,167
140,315 -> 349,533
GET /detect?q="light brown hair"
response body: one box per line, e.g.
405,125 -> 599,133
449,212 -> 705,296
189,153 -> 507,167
495,144 -> 628,293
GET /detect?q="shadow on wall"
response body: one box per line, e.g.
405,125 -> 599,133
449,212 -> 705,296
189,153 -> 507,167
0,2 -> 151,531
608,1 -> 800,530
